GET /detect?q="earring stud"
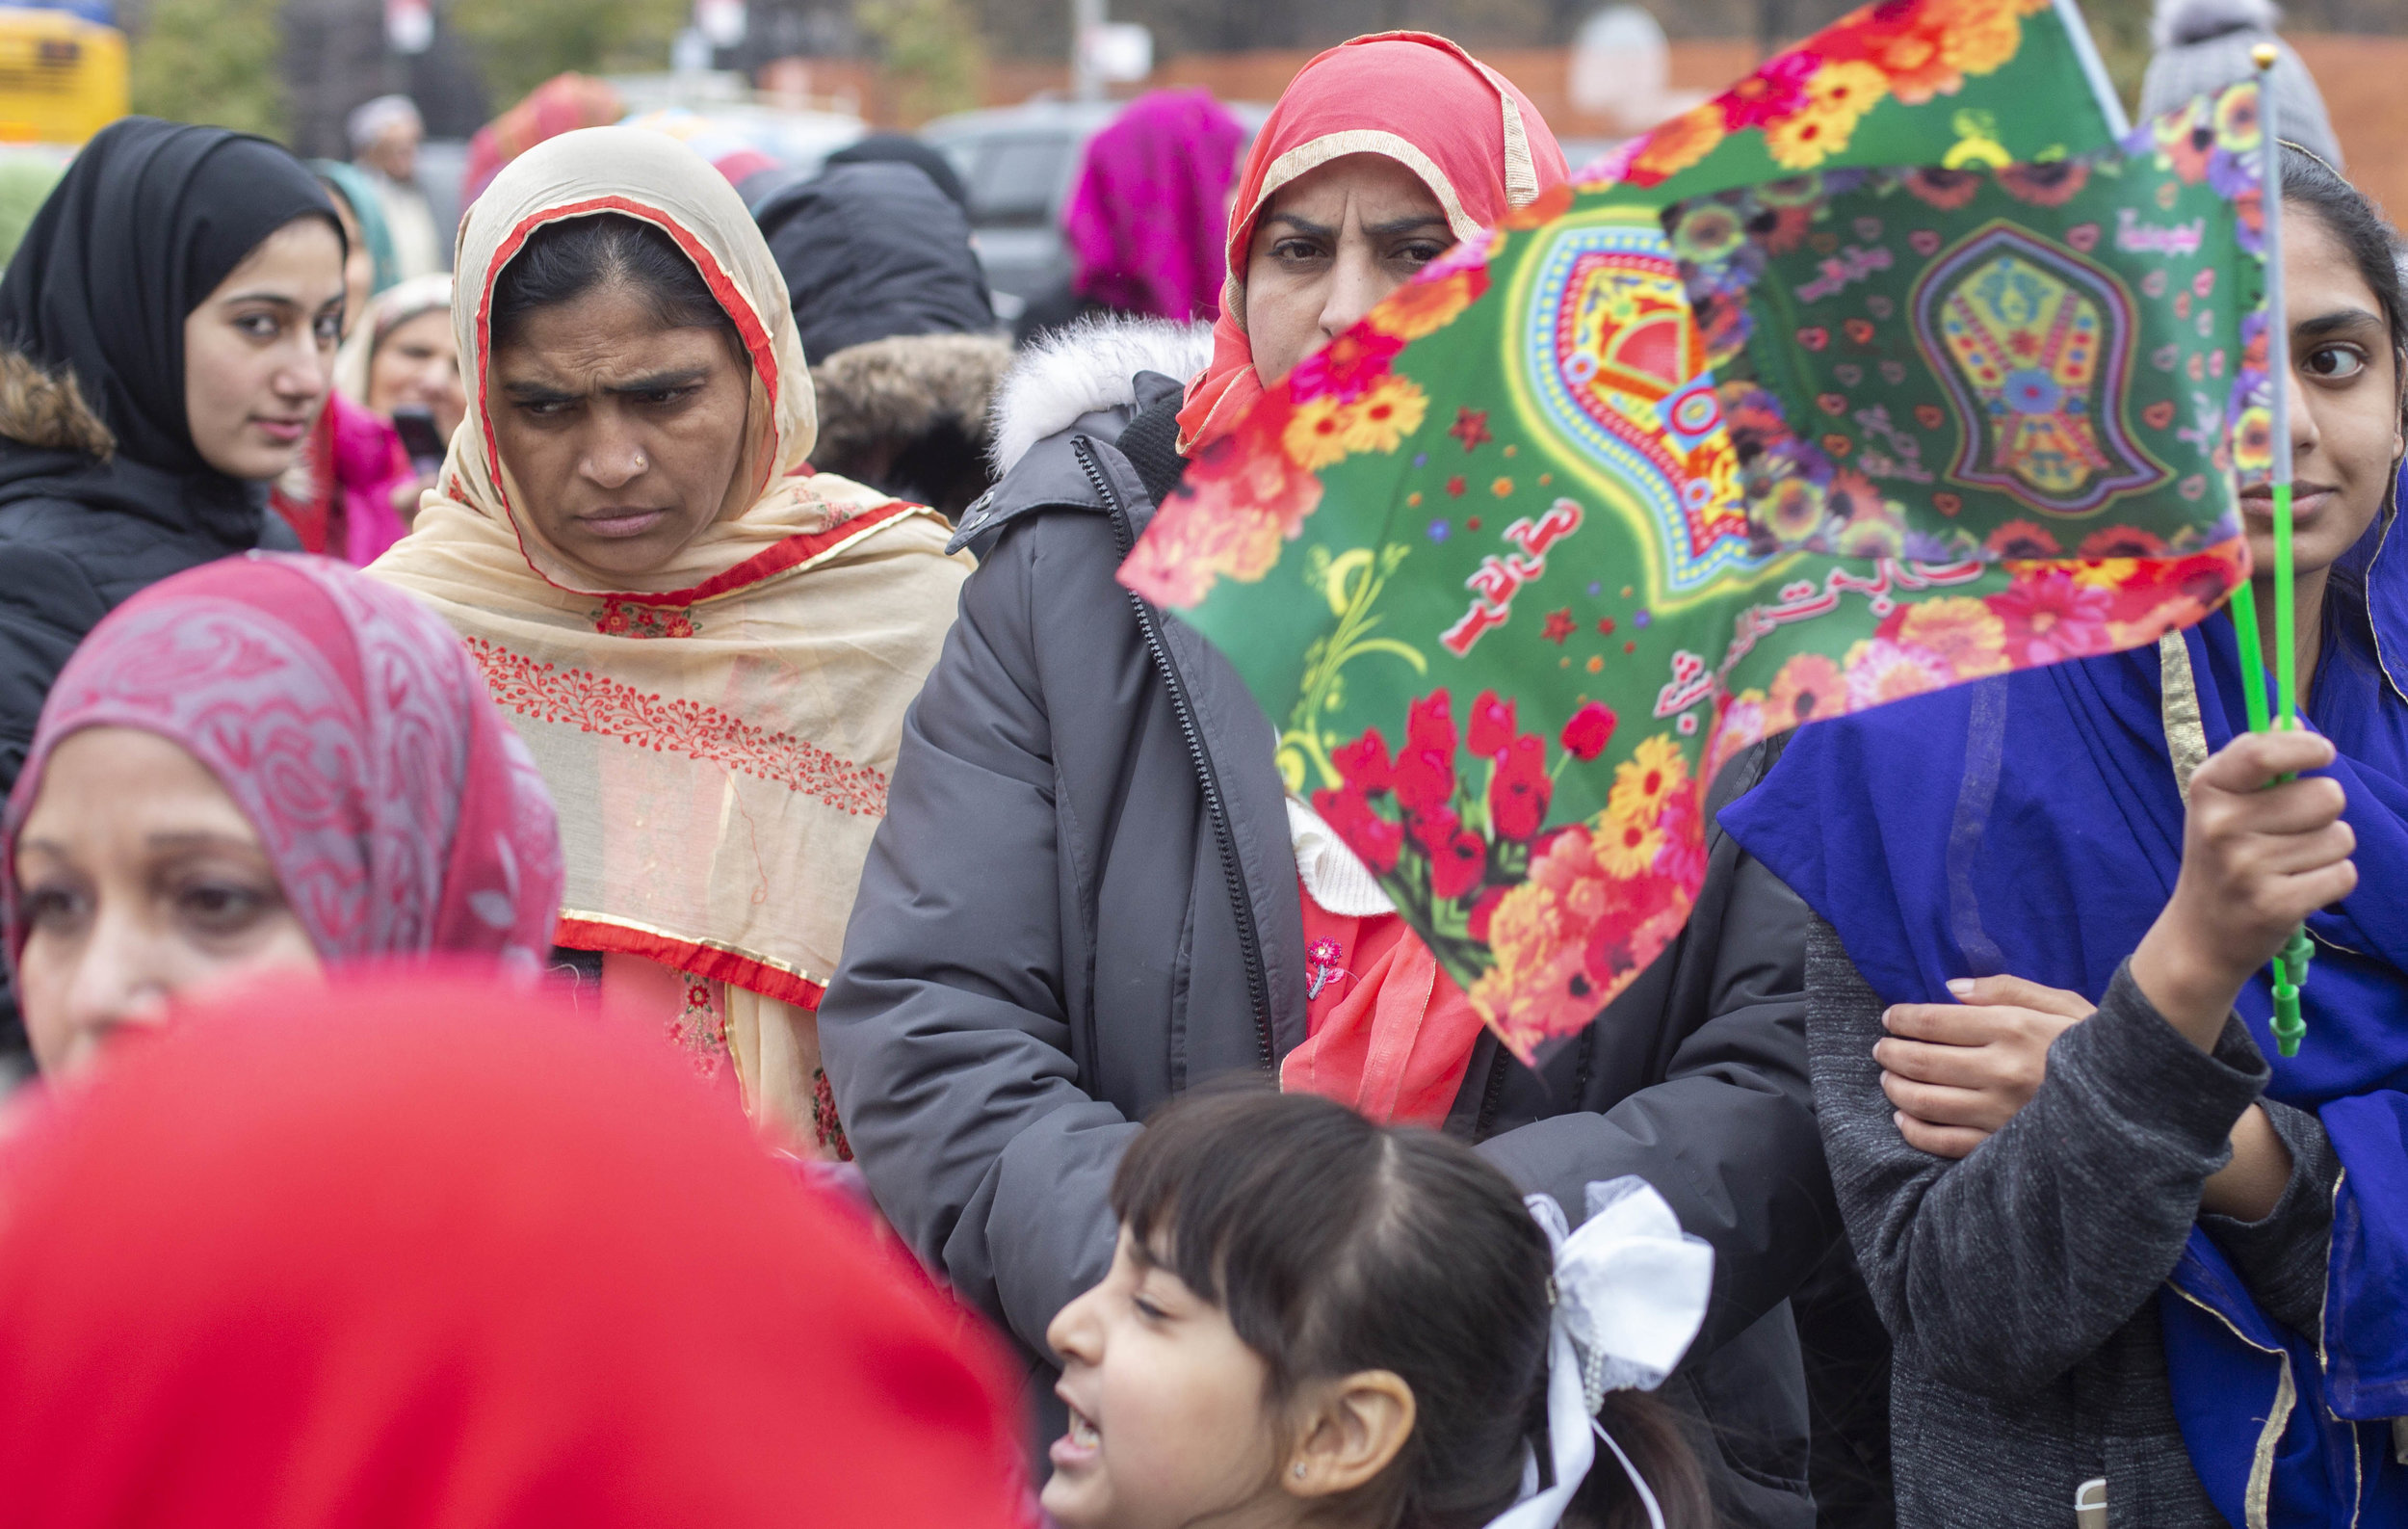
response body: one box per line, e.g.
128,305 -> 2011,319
1293,1463 -> 1307,1479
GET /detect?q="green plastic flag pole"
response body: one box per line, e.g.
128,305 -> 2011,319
2254,46 -> 2310,1056
2227,578 -> 2274,733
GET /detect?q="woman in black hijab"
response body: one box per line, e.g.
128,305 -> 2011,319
0,117 -> 347,1070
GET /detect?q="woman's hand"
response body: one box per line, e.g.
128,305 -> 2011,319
2131,730 -> 2354,1051
1877,976 -> 2092,1158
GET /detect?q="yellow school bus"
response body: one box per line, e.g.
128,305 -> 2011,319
0,7 -> 123,145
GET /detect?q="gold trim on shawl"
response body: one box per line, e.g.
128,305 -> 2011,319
2319,1164 -> 2374,1529
2362,476 -> 2404,707
2252,1354 -> 2298,1529
1250,130 -> 1482,245
2159,630 -> 2209,802
2163,1280 -> 2294,1529
1468,58 -> 1538,205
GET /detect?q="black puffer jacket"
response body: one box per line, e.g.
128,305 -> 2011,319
821,326 -> 1841,1526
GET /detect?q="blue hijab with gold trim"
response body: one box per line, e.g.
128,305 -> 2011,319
1724,488 -> 2408,1523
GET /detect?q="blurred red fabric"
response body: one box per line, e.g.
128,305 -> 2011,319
0,973 -> 1032,1529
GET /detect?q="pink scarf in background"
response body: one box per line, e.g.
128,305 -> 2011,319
1062,88 -> 1244,324
3,553 -> 564,970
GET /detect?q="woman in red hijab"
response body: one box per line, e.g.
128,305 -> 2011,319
0,976 -> 1033,1527
822,31 -> 1835,1528
3,553 -> 563,1077
1175,32 -> 1566,451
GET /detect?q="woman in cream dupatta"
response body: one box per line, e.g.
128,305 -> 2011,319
372,128 -> 969,1154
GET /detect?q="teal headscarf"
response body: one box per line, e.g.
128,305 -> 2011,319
309,159 -> 401,295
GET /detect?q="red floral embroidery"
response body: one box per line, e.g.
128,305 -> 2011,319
592,596 -> 698,639
1305,936 -> 1352,1001
669,978 -> 727,1077
464,639 -> 890,815
812,1067 -> 853,1160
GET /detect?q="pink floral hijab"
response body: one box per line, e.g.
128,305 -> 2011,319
4,553 -> 564,970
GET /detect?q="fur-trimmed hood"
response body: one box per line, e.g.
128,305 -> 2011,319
987,316 -> 1214,478
0,350 -> 113,459
809,332 -> 1011,475
805,330 -> 1014,522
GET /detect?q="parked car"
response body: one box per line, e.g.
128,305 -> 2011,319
921,96 -> 1266,320
620,102 -> 867,181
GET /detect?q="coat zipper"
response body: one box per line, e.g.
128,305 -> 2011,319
1076,435 -> 1276,1072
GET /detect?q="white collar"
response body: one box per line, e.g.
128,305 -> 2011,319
1285,795 -> 1396,918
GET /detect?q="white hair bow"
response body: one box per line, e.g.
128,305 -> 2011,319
1481,1176 -> 1714,1529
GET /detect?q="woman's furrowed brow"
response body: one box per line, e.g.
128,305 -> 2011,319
606,368 -> 712,395
1264,211 -> 1335,241
498,368 -> 709,404
498,379 -> 576,404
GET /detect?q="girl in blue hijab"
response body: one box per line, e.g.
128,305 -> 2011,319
1725,145 -> 2408,1527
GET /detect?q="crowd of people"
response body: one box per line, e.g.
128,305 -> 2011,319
0,1 -> 2400,1525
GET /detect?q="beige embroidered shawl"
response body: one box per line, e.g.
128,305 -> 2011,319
370,127 -> 968,1052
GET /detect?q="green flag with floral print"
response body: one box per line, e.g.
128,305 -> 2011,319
1586,0 -> 2127,202
1122,65 -> 2274,1059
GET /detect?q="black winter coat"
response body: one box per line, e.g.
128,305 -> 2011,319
820,362 -> 1841,1528
0,441 -> 296,791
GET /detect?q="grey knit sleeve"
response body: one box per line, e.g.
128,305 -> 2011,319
1807,916 -> 2268,1402
2196,1097 -> 2341,1338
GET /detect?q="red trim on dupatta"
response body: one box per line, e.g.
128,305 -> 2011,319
553,915 -> 826,1010
591,498 -> 926,610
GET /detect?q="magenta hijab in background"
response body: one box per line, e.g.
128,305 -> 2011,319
1063,89 -> 1244,323
3,553 -> 564,971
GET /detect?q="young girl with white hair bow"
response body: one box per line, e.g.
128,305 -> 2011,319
1041,1086 -> 1714,1529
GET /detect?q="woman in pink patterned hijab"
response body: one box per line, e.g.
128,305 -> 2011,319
4,553 -> 563,1075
